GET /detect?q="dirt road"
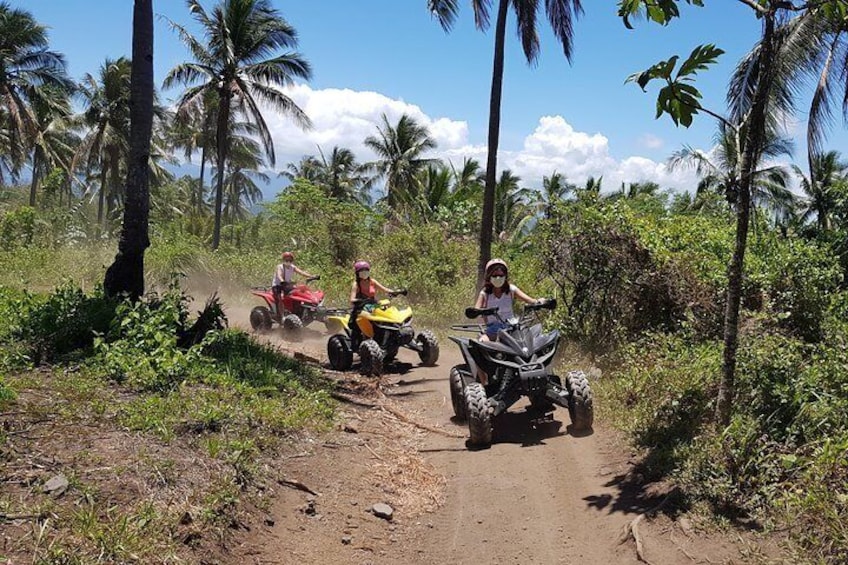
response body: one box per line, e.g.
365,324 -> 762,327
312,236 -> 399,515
238,331 -> 772,565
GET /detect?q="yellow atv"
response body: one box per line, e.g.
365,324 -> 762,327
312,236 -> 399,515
325,290 -> 439,376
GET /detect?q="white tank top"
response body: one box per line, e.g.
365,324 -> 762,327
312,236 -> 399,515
481,285 -> 516,324
272,263 -> 294,286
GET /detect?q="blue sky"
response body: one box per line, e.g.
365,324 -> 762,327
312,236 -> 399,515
23,1 -> 843,194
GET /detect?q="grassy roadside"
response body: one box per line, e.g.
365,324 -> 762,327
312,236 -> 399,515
0,283 -> 336,564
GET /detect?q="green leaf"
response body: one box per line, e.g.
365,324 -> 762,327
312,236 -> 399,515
678,44 -> 724,78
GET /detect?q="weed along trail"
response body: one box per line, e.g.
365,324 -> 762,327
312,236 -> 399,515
241,325 -> 756,565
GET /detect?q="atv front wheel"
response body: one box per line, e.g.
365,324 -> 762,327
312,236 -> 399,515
415,330 -> 440,366
359,339 -> 384,377
327,334 -> 353,371
465,381 -> 493,447
449,365 -> 469,421
250,306 -> 272,333
565,370 -> 594,431
282,314 -> 303,337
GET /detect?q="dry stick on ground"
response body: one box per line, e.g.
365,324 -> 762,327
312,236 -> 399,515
617,487 -> 681,565
330,391 -> 465,439
278,477 -> 321,496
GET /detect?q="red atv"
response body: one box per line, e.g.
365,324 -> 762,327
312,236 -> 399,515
250,276 -> 326,334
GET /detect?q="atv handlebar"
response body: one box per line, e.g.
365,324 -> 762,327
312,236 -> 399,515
306,275 -> 321,283
465,306 -> 498,319
525,297 -> 557,312
389,288 -> 408,298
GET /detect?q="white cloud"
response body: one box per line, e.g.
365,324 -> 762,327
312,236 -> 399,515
638,133 -> 665,150
262,85 -> 702,194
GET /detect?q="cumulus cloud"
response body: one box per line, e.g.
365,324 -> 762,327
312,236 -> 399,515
638,133 -> 665,150
261,85 -> 701,193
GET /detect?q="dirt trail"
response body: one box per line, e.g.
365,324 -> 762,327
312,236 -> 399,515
234,324 -> 774,565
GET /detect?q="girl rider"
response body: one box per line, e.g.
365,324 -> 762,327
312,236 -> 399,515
272,251 -> 315,316
348,260 -> 400,342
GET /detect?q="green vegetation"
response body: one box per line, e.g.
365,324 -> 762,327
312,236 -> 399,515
3,0 -> 848,563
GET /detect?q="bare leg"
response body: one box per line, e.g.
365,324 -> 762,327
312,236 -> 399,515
476,333 -> 491,385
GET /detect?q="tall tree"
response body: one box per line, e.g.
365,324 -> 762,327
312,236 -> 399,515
317,145 -> 372,204
104,0 -> 154,300
622,0 -> 827,425
364,113 -> 438,209
164,0 -> 312,250
28,87 -> 76,206
76,58 -> 132,226
429,0 -> 583,287
792,150 -> 848,232
0,2 -> 72,184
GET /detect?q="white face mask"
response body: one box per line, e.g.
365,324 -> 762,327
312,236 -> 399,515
358,270 -> 370,280
490,276 -> 506,288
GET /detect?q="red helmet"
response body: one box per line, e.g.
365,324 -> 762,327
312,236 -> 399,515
282,251 -> 294,261
354,260 -> 371,274
485,258 -> 508,276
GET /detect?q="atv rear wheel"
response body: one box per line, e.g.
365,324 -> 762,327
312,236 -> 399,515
565,370 -> 594,431
359,339 -> 384,377
327,334 -> 353,371
250,306 -> 272,333
415,330 -> 440,366
449,365 -> 469,421
465,381 -> 493,447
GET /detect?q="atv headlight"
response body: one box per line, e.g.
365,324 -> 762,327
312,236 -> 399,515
494,352 -> 505,360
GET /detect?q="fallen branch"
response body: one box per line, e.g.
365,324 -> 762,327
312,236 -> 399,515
0,513 -> 43,522
330,391 -> 464,438
278,478 -> 321,496
617,487 -> 681,565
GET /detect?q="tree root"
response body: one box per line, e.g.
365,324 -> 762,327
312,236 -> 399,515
617,487 -> 681,564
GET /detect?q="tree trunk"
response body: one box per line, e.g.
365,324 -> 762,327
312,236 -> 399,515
108,146 -> 121,219
716,12 -> 776,426
476,0 -> 510,290
198,142 -> 207,214
97,162 -> 107,230
29,152 -> 40,207
104,0 -> 154,300
211,90 -> 231,250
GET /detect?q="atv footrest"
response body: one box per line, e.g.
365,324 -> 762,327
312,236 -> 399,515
545,382 -> 571,408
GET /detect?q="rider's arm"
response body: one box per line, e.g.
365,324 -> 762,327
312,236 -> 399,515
349,281 -> 358,305
274,264 -> 285,283
512,285 -> 539,305
293,265 -> 313,278
371,278 -> 393,294
475,290 -> 486,309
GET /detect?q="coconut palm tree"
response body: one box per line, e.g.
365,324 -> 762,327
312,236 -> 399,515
428,0 -> 583,285
281,155 -> 324,185
364,113 -> 439,209
792,150 -> 848,232
75,58 -> 132,226
168,90 -> 218,214
0,2 -> 73,182
317,145 -> 372,204
668,123 -> 795,225
103,0 -> 154,300
164,0 -> 312,250
28,86 -> 76,206
492,169 -> 534,242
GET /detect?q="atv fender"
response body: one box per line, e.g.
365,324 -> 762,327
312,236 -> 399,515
449,337 -> 479,388
325,315 -> 349,335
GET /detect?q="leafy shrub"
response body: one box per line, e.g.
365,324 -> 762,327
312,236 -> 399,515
4,283 -> 116,364
0,206 -> 36,249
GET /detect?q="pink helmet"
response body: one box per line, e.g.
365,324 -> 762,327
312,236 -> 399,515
282,251 -> 294,261
354,260 -> 371,274
485,258 -> 508,275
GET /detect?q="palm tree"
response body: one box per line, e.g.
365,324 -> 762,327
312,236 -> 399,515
529,171 -> 572,218
103,0 -> 154,300
492,169 -> 534,242
364,113 -> 438,209
792,150 -> 848,232
28,86 -> 76,206
75,57 -> 132,226
168,90 -> 218,214
413,163 -> 454,221
317,145 -> 372,204
281,155 -> 324,185
668,123 -> 795,225
429,0 -> 583,286
0,2 -> 72,182
164,0 -> 312,250
215,134 -> 267,224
